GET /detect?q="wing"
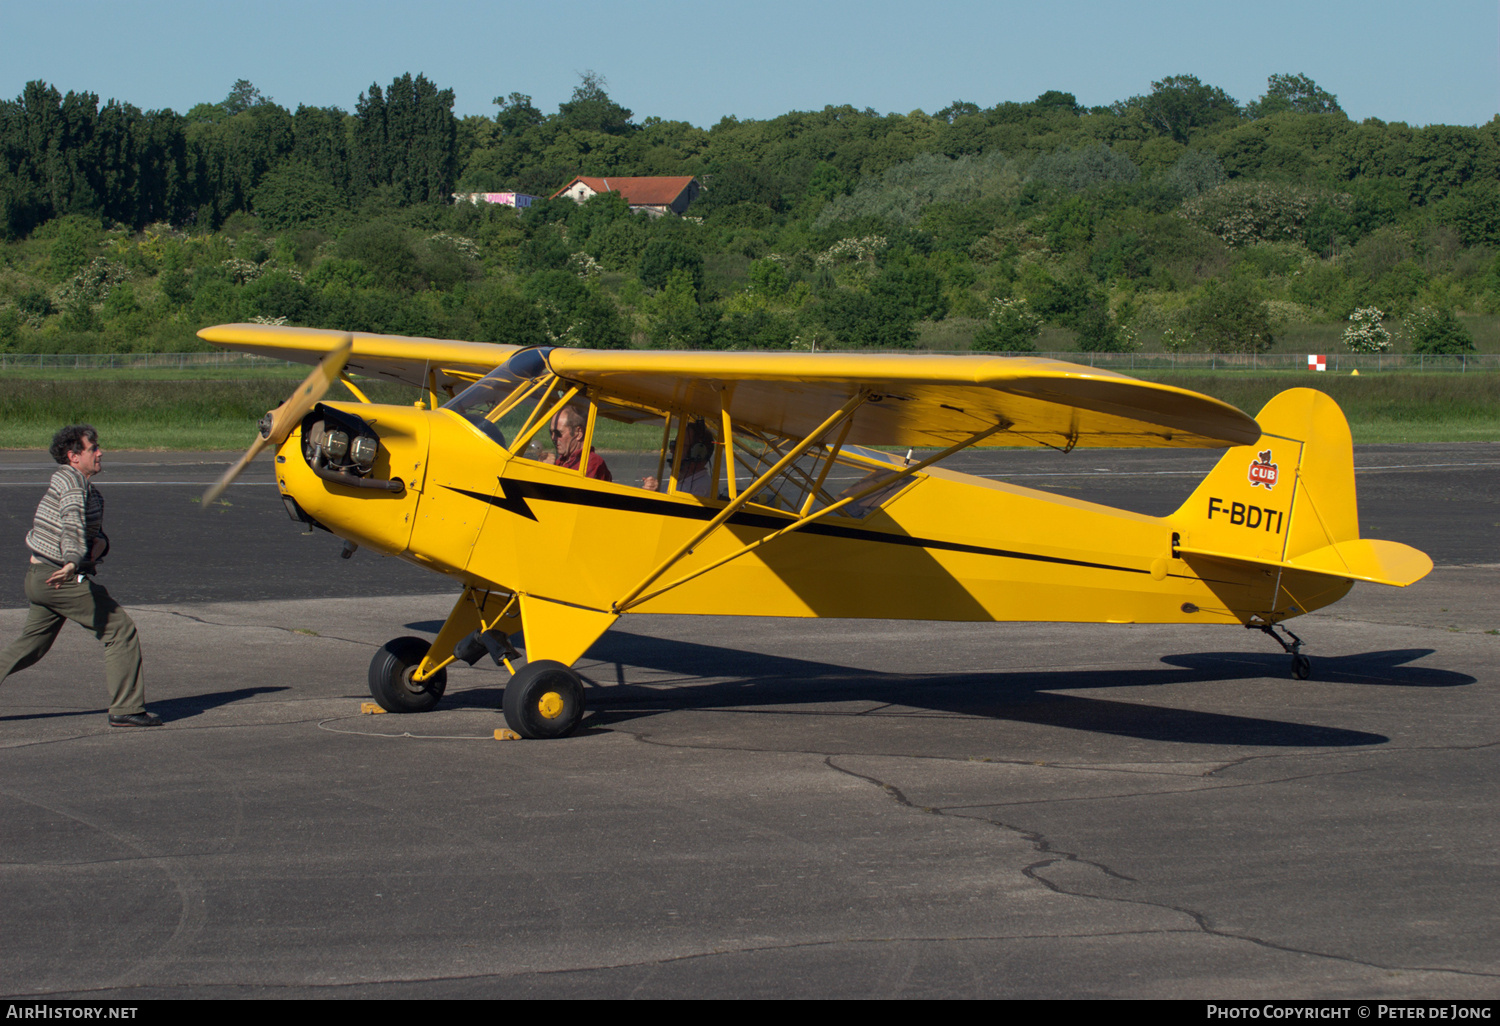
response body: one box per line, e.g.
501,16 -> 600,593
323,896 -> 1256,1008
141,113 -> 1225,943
529,349 -> 1260,449
197,323 -> 520,395
199,325 -> 1260,450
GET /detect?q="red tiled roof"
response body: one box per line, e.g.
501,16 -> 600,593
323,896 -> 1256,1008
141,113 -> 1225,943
550,176 -> 698,205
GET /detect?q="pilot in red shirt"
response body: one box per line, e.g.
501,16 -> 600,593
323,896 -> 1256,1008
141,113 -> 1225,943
546,406 -> 612,482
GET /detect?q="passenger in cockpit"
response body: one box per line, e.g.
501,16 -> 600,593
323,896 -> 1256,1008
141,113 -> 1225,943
643,419 -> 714,496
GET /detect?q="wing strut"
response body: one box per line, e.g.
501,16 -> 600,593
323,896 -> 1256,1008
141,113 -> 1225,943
613,417 -> 1011,614
612,391 -> 871,613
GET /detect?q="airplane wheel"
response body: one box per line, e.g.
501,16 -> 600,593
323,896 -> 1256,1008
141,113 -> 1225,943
1291,654 -> 1311,680
503,660 -> 584,739
369,637 -> 447,713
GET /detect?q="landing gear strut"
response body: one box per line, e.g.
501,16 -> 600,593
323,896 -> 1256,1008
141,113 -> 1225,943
1252,622 -> 1310,680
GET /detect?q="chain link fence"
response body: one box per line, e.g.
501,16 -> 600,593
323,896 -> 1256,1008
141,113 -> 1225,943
987,351 -> 1498,372
0,350 -> 1493,372
0,351 -> 303,370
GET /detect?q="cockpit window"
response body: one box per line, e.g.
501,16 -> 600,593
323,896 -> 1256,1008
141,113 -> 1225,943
443,368 -> 528,447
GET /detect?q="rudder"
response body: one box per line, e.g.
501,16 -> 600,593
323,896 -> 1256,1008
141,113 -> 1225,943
1170,388 -> 1429,588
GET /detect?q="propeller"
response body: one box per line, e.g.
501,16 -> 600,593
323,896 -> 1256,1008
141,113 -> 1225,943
203,335 -> 353,506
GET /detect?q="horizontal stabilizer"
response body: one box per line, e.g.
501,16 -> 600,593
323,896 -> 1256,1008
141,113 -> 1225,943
1286,538 -> 1433,587
1178,538 -> 1432,587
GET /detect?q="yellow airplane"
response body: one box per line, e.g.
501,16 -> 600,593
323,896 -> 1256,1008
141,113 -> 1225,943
201,324 -> 1432,739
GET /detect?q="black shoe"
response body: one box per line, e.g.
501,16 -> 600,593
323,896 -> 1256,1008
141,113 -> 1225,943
109,712 -> 162,728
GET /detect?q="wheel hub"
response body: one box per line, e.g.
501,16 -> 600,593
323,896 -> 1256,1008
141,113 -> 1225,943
400,666 -> 427,696
537,691 -> 565,719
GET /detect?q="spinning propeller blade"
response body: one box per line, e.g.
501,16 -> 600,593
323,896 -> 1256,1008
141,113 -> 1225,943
202,336 -> 353,506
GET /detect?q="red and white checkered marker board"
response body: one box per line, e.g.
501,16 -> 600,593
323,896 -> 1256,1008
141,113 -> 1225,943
1308,354 -> 1327,371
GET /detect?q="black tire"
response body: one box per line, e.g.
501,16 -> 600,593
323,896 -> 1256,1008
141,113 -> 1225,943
1292,653 -> 1312,680
369,636 -> 447,713
503,660 -> 584,739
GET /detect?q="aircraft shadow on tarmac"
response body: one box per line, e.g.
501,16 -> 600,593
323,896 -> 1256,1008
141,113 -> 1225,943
422,631 -> 1474,749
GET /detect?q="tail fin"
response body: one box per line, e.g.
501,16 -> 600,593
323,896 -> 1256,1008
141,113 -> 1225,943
1170,388 -> 1431,588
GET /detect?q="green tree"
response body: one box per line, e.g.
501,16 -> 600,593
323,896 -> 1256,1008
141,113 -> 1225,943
1438,182 -> 1500,247
337,221 -> 419,289
715,309 -> 795,350
1114,75 -> 1240,144
354,73 -> 458,204
101,281 -> 140,320
48,215 -> 96,282
556,72 -> 635,136
478,291 -> 548,347
813,288 -> 916,349
516,223 -> 572,273
648,268 -> 712,349
1187,278 -> 1275,353
1246,74 -> 1343,118
748,258 -> 789,298
291,104 -> 355,196
568,190 -> 632,248
1073,304 -> 1131,352
934,100 -> 980,124
1023,271 -> 1098,327
1403,307 -> 1475,354
253,161 -> 344,230
1029,145 -> 1138,191
158,268 -> 192,308
492,92 -> 544,137
1163,149 -> 1225,200
639,238 -> 704,294
566,292 -> 631,349
223,80 -> 270,115
243,271 -> 314,323
871,248 -> 947,321
971,297 -> 1040,352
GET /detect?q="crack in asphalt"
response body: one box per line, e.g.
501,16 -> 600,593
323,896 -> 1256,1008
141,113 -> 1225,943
156,609 -> 374,648
821,754 -> 1499,981
4,926 -> 1222,998
1203,738 -> 1499,778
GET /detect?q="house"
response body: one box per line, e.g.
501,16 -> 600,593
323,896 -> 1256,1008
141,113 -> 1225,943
452,191 -> 539,209
550,176 -> 701,217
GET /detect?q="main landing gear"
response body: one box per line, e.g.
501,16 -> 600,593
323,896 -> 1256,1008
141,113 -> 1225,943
365,588 -> 600,738
1252,622 -> 1311,680
366,636 -> 586,740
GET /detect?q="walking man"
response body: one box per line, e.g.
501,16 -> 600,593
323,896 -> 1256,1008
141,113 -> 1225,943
0,425 -> 157,727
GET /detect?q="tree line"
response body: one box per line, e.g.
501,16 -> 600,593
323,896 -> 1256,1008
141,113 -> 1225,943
1,71 -> 1496,356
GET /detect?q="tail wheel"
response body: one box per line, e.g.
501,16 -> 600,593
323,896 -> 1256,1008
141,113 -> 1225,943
369,636 -> 447,713
1291,653 -> 1312,680
503,660 -> 585,739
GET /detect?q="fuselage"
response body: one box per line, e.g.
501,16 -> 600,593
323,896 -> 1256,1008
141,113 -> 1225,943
275,402 -> 1350,629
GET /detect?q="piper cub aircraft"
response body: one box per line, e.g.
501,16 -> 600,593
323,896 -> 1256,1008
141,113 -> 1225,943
201,324 -> 1432,739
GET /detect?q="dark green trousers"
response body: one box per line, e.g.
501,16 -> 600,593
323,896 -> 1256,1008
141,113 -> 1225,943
0,563 -> 145,715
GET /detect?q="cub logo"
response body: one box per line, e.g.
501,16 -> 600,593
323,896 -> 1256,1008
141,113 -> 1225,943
1248,449 -> 1278,489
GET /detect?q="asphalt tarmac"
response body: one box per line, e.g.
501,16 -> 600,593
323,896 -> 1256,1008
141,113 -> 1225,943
0,445 -> 1495,998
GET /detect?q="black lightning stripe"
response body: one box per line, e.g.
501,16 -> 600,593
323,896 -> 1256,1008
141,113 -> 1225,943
442,480 -> 1148,576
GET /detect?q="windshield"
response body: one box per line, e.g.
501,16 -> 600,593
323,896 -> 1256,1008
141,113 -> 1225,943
443,368 -> 526,446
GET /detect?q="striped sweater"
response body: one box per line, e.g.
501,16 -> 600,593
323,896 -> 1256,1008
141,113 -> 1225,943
26,467 -> 104,569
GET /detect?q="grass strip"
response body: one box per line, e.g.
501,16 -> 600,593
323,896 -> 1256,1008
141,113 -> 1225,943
0,371 -> 1494,451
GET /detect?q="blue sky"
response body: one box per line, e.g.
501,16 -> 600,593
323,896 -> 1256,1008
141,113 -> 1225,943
3,0 -> 1495,128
